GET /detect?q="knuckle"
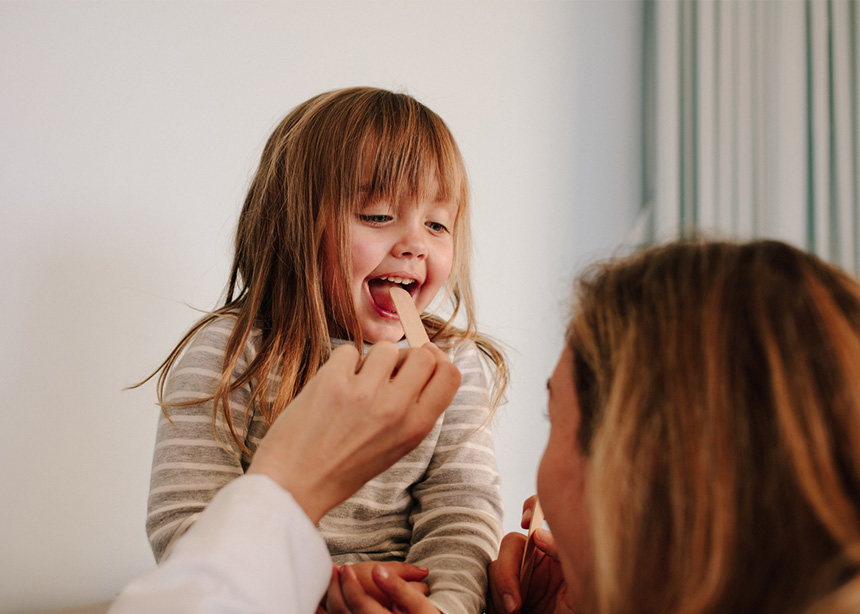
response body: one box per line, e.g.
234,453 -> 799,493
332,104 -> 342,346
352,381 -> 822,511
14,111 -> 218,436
334,343 -> 359,357
415,345 -> 436,366
371,341 -> 398,363
328,372 -> 351,396
374,340 -> 397,353
331,344 -> 360,366
349,385 -> 375,408
379,398 -> 404,421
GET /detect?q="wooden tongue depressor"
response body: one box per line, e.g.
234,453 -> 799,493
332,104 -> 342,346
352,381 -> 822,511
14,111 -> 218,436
389,286 -> 431,347
519,497 -> 545,597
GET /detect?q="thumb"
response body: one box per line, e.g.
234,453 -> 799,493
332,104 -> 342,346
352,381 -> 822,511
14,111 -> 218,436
532,528 -> 560,561
373,564 -> 433,613
389,562 -> 430,581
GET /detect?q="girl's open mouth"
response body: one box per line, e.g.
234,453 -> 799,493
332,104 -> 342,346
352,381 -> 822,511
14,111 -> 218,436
368,276 -> 418,314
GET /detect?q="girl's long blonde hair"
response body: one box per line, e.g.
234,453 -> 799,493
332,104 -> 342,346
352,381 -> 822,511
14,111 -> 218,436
141,87 -> 507,450
568,239 -> 860,614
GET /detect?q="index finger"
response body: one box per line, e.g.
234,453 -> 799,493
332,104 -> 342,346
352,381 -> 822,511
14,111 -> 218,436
339,565 -> 388,614
324,565 -> 350,614
387,345 -> 440,396
420,341 -> 452,364
370,565 -> 437,614
322,344 -> 363,375
392,346 -> 460,416
354,341 -> 401,380
520,495 -> 539,529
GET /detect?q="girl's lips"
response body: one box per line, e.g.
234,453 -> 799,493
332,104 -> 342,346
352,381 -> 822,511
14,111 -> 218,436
367,277 -> 420,314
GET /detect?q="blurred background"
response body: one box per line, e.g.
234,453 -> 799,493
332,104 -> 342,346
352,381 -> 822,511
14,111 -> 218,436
1,1 -> 857,611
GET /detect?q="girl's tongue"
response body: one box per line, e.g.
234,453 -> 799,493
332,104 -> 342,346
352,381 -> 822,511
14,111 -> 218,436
368,278 -> 403,313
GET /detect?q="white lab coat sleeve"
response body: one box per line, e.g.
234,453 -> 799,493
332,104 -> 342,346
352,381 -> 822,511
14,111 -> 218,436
110,474 -> 332,614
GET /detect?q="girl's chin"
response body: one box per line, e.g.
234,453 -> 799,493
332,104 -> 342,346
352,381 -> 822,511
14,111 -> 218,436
359,304 -> 407,344
328,319 -> 402,344
362,328 -> 406,345
362,315 -> 408,343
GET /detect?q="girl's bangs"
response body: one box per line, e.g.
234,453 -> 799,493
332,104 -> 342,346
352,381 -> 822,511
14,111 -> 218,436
347,108 -> 466,211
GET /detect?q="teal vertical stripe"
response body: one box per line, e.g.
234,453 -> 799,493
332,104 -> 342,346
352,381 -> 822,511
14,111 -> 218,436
643,0 -> 656,245
805,0 -> 816,252
678,2 -> 699,237
850,0 -> 859,275
827,0 -> 839,263
679,0 -> 686,234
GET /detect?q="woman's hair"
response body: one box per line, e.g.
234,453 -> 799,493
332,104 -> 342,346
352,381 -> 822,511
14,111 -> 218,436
142,87 -> 507,448
567,239 -> 860,614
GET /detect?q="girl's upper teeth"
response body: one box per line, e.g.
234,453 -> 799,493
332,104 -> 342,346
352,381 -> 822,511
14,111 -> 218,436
382,276 -> 414,285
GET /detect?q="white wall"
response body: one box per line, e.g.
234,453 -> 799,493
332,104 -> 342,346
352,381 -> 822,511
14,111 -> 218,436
0,2 -> 642,611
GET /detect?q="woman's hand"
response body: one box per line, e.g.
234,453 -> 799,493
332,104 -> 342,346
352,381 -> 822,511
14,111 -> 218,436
325,562 -> 441,614
324,562 -> 429,611
487,497 -> 574,614
248,342 -> 460,524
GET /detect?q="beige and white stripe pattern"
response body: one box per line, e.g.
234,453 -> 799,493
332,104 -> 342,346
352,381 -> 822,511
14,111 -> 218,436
146,317 -> 503,614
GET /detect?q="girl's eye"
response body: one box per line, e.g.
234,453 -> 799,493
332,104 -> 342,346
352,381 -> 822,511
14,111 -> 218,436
426,221 -> 450,234
358,214 -> 392,225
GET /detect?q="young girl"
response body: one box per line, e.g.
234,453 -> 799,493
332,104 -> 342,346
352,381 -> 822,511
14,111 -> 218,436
143,86 -> 507,614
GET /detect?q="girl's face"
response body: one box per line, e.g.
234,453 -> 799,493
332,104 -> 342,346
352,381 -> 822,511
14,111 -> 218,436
537,345 -> 592,609
343,195 -> 457,344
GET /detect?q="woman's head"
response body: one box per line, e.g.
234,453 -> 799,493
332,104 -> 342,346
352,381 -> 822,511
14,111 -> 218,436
229,86 -> 472,346
539,239 -> 860,613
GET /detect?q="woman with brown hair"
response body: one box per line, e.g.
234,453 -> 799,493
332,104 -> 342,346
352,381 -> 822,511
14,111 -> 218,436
114,238 -> 860,613
483,239 -> 860,614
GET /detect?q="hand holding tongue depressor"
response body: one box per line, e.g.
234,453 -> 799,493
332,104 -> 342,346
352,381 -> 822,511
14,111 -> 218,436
389,286 -> 431,347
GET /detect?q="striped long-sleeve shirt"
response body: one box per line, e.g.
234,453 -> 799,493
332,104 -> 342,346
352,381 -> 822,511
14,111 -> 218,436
146,316 -> 504,614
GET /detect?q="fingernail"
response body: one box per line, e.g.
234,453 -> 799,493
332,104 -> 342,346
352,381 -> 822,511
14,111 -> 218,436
503,593 -> 517,613
521,507 -> 532,525
376,564 -> 389,580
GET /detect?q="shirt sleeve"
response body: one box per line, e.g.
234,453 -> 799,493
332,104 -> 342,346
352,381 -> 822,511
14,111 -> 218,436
111,475 -> 332,614
146,317 -> 263,562
406,342 -> 505,614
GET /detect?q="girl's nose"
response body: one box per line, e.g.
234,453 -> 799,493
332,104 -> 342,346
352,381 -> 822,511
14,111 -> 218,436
393,224 -> 427,259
